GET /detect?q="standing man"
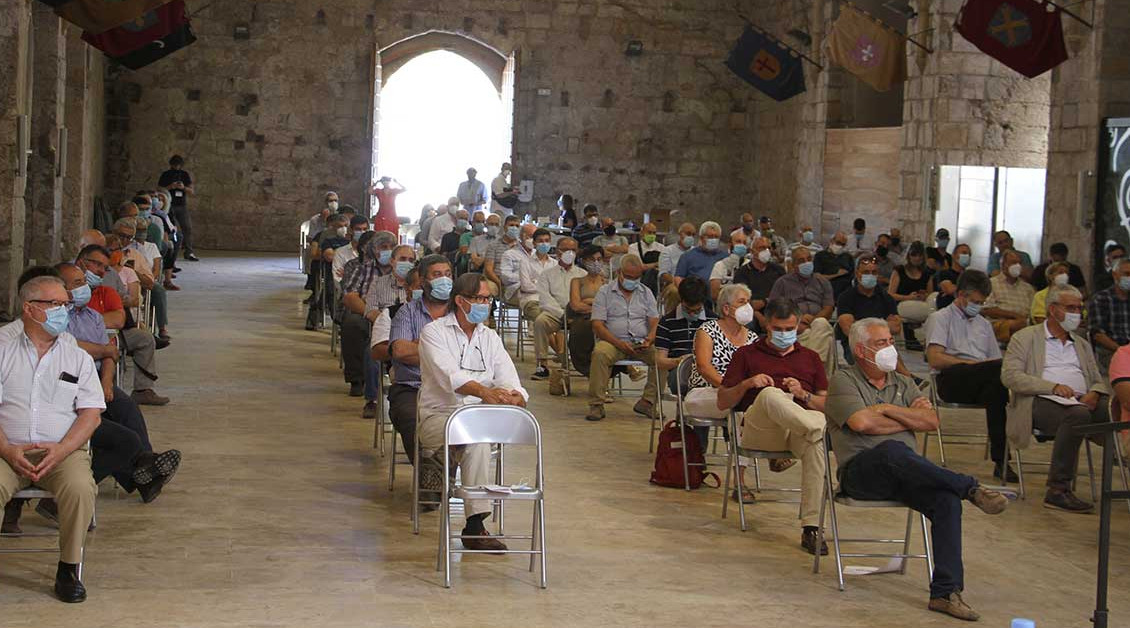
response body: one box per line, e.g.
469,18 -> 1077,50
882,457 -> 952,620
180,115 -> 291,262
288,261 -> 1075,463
457,167 -> 488,216
490,162 -> 518,217
157,155 -> 197,262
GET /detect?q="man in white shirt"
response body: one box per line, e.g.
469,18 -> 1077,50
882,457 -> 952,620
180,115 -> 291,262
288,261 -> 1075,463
788,224 -> 824,255
709,230 -> 749,294
490,162 -> 517,217
418,272 -> 528,551
469,213 -> 501,273
729,212 -> 759,241
532,237 -> 585,380
658,222 -> 697,314
845,217 -> 873,259
0,275 -> 102,603
426,204 -> 457,253
501,223 -> 547,307
333,216 -> 369,283
456,168 -> 488,216
634,222 -> 666,271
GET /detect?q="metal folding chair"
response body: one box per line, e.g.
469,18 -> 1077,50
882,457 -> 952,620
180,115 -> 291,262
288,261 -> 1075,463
1013,427 -> 1098,501
438,404 -> 546,588
372,361 -> 391,454
671,358 -> 727,488
411,402 -> 444,534
923,372 -> 990,466
722,408 -> 801,531
0,487 -> 87,581
813,434 -> 934,592
299,220 -> 311,272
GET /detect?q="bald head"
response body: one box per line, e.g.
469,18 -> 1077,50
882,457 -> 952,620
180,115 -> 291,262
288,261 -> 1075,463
80,229 -> 106,248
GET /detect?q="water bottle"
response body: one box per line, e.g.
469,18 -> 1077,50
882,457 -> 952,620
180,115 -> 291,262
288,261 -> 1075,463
1011,619 -> 1035,628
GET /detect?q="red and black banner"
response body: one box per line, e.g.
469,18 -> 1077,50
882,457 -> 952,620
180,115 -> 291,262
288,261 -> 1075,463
955,0 -> 1069,78
38,0 -> 173,35
112,21 -> 197,70
81,0 -> 185,57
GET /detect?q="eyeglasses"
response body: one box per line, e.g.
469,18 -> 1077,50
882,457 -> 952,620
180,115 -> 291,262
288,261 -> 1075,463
858,255 -> 879,264
29,299 -> 71,308
461,294 -> 493,305
459,343 -> 488,373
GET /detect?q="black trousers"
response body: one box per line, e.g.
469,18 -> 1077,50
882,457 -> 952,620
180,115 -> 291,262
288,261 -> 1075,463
340,310 -> 370,384
387,383 -> 420,464
169,205 -> 193,255
1032,396 -> 1109,490
92,386 -> 153,492
841,440 -> 978,599
936,360 -> 1009,463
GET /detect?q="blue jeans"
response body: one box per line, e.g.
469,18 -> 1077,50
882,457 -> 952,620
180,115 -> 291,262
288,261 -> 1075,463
364,346 -> 381,401
840,439 -> 977,599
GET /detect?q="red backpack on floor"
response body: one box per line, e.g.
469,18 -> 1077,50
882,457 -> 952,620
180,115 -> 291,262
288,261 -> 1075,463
650,421 -> 719,489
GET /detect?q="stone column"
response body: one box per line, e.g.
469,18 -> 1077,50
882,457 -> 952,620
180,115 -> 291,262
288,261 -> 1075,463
63,31 -> 103,260
0,1 -> 34,319
25,2 -> 67,267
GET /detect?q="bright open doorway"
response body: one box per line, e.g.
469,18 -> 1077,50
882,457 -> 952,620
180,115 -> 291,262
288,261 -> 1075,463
375,50 -> 512,222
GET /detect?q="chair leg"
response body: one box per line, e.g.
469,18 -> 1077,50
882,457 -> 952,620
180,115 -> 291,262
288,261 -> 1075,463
734,449 -> 748,532
680,421 -> 691,492
529,500 -> 538,573
813,482 -> 827,575
1085,439 -> 1098,503
899,508 -> 913,575
388,430 -> 398,492
537,499 -> 548,588
1013,448 -> 1025,499
721,440 -> 733,520
920,512 -> 934,585
827,487 -> 845,592
752,458 -> 763,491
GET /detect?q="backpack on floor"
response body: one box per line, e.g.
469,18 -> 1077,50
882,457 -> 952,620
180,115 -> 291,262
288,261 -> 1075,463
650,421 -> 718,489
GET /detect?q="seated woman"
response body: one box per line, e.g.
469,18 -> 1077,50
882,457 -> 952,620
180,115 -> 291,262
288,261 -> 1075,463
887,242 -> 934,349
1031,261 -> 1071,325
566,245 -> 607,377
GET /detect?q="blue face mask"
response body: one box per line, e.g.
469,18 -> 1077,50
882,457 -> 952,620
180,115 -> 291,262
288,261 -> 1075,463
1119,277 -> 1130,292
84,269 -> 103,288
378,250 -> 392,266
394,261 -> 414,279
963,301 -> 983,318
802,230 -> 814,243
621,278 -> 640,292
457,219 -> 470,230
466,302 -> 491,324
683,307 -> 701,321
39,305 -> 69,337
411,288 -> 424,301
139,210 -> 151,220
70,284 -> 92,309
957,253 -> 970,267
860,274 -> 878,289
536,242 -> 552,255
682,235 -> 695,248
705,238 -> 720,252
429,276 -> 453,301
151,198 -> 162,211
771,329 -> 797,350
936,238 -> 949,251
506,226 -> 520,240
732,245 -> 748,257
353,230 -> 364,242
798,261 -> 815,277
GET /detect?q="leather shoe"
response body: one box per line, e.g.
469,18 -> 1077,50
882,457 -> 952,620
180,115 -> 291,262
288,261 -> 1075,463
801,528 -> 828,556
928,592 -> 980,621
137,475 -> 167,504
1044,488 -> 1094,513
54,562 -> 86,603
361,401 -> 377,419
993,463 -> 1019,483
461,529 -> 507,553
969,486 -> 1008,515
185,253 -> 200,262
131,389 -> 170,406
2,498 -> 24,534
35,498 -> 59,525
154,336 -> 171,350
348,382 -> 364,397
585,405 -> 605,421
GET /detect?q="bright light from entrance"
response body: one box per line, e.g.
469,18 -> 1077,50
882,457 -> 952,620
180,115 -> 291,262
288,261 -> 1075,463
377,50 -> 511,220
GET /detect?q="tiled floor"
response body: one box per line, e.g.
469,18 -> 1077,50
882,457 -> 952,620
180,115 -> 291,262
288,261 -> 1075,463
1,252 -> 1126,627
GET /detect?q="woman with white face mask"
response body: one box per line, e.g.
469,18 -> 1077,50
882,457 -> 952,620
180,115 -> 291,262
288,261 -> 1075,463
1030,262 -> 1073,325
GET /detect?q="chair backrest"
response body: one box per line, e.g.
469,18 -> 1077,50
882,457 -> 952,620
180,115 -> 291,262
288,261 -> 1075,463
676,356 -> 695,397
445,404 -> 541,448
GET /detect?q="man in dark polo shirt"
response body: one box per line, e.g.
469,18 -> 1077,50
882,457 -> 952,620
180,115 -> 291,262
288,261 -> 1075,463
732,236 -> 785,332
814,231 -> 854,298
654,277 -> 715,394
825,317 -> 1008,622
933,242 -> 972,311
834,257 -> 906,374
716,298 -> 828,556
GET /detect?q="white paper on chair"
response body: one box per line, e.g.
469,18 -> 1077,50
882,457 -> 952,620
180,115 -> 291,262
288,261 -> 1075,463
1038,394 -> 1085,407
844,558 -> 905,575
466,484 -> 534,494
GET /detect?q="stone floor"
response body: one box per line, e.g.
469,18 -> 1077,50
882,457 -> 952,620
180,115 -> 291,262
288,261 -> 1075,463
1,251 -> 1127,627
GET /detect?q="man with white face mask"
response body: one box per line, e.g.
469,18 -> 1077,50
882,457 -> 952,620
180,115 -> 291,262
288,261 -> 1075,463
533,237 -> 586,379
983,249 -> 1035,343
1002,285 -> 1110,513
814,231 -> 854,299
731,236 -> 785,329
708,230 -> 750,301
827,318 -> 1008,622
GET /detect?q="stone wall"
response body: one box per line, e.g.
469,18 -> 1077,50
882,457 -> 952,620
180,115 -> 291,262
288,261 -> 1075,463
24,2 -> 66,267
0,0 -> 33,318
104,0 -> 810,252
822,127 -> 901,236
63,31 -> 105,260
898,0 -> 1051,243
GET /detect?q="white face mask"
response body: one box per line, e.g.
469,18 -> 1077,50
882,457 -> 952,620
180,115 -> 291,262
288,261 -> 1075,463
1053,273 -> 1069,286
1060,311 -> 1082,332
560,250 -> 576,266
336,226 -> 348,237
1007,263 -> 1022,278
733,303 -> 755,326
523,238 -> 535,250
587,216 -> 599,227
327,200 -> 339,211
756,249 -> 772,264
867,345 -> 899,373
829,243 -> 844,255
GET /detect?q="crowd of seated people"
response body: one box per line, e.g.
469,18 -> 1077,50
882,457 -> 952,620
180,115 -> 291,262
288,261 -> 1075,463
299,194 -> 1130,621
1,189 -> 187,601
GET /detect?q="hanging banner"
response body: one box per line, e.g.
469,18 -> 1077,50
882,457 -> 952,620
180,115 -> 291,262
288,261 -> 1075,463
111,20 -> 196,70
38,0 -> 173,35
81,1 -> 186,57
955,0 -> 1069,78
724,26 -> 807,102
826,4 -> 907,92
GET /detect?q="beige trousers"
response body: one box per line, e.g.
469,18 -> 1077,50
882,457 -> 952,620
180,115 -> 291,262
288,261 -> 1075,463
897,297 -> 935,324
0,449 -> 96,564
419,411 -> 492,519
740,387 -> 826,527
588,340 -> 658,408
799,317 -> 836,378
533,311 -> 562,363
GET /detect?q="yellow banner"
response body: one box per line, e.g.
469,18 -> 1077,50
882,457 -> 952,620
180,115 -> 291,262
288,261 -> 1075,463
827,5 -> 907,92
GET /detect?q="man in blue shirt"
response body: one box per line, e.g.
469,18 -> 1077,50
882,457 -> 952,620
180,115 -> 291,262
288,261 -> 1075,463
674,221 -> 729,284
987,230 -> 1033,280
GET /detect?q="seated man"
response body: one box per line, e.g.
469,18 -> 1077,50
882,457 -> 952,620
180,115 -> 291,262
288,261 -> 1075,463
358,244 -> 416,418
305,213 -> 350,330
787,225 -> 822,254
483,215 -> 521,296
826,318 -> 1008,621
532,236 -> 585,379
716,298 -> 828,556
658,222 -> 697,313
1094,243 -> 1126,293
341,231 -> 397,395
418,272 -> 528,551
932,242 -> 972,311
0,275 -> 102,603
502,225 -> 554,312
593,217 -> 630,273
332,215 -> 369,283
925,270 -> 1014,481
571,203 -> 603,248
468,213 -> 501,273
111,216 -> 169,340
767,246 -> 836,375
708,230 -> 749,299
655,277 -> 716,397
675,221 -> 729,285
1002,285 -> 1111,513
439,208 -> 470,260
814,231 -> 854,299
873,234 -> 896,287
1031,242 -> 1087,293
834,257 -> 907,375
732,236 -> 786,331
76,245 -> 168,406
983,249 -> 1035,343
586,254 -> 660,422
987,229 -> 1033,279
388,255 -> 454,464
1087,257 -> 1130,368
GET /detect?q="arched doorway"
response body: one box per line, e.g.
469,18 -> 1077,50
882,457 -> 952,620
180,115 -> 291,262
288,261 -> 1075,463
367,31 -> 517,221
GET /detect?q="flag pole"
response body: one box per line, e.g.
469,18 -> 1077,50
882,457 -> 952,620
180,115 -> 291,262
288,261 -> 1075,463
736,14 -> 825,70
1046,0 -> 1094,29
843,1 -> 934,54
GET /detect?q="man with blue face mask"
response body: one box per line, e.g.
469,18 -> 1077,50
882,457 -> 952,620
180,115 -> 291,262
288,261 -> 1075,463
768,247 -> 837,377
709,230 -> 749,297
717,297 -> 830,556
658,222 -> 698,313
787,224 -> 823,256
925,269 -> 1014,481
1088,257 -> 1130,370
340,231 -> 398,393
418,272 -> 527,551
675,221 -> 729,286
483,215 -> 521,298
835,258 -> 905,373
586,254 -> 661,422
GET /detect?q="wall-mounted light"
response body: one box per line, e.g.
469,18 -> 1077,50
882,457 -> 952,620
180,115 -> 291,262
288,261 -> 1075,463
882,1 -> 917,20
234,23 -> 250,40
786,29 -> 812,47
625,40 -> 644,56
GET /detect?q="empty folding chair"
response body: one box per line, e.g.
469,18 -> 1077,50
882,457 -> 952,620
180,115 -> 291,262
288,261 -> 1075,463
813,434 -> 933,592
722,409 -> 801,531
923,372 -> 990,466
438,405 -> 546,588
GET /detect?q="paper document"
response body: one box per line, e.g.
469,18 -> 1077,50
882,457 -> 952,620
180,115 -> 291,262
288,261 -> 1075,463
1038,394 -> 1085,407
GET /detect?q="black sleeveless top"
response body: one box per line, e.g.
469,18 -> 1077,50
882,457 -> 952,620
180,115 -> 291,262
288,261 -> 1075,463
894,265 -> 931,295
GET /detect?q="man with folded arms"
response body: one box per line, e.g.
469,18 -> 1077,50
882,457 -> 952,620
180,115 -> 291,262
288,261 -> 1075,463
826,317 -> 1008,621
0,275 -> 101,603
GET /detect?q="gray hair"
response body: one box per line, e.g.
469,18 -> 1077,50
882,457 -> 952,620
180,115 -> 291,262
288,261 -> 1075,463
112,218 -> 136,232
371,230 -> 398,248
619,253 -> 643,272
849,317 -> 890,350
1047,284 -> 1083,306
699,221 -> 722,237
18,275 -> 65,308
717,283 -> 751,311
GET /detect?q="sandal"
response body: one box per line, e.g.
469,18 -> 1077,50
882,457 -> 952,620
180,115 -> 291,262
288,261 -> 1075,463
730,488 -> 757,502
769,458 -> 797,473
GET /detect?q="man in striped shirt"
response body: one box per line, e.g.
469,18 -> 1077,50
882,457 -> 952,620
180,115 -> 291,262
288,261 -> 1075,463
654,277 -> 715,394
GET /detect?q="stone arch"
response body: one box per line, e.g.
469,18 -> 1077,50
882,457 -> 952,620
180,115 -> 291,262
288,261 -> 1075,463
379,30 -> 508,92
